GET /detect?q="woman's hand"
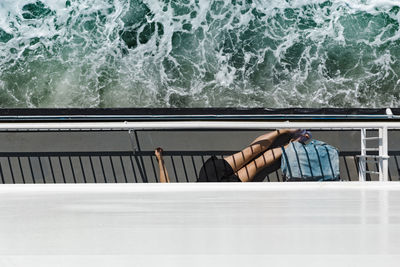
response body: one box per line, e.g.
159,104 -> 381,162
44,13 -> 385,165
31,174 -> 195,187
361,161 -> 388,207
155,147 -> 163,161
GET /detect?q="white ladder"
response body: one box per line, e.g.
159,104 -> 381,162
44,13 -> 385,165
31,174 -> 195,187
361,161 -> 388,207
358,127 -> 389,181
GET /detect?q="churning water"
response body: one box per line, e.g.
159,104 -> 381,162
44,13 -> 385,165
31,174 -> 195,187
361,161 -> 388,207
0,0 -> 400,108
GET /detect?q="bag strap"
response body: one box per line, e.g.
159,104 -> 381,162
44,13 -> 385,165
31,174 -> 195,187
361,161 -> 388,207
281,146 -> 293,179
291,142 -> 304,179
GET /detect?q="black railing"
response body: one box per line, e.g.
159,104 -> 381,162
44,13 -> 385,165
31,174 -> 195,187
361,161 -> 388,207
0,151 -> 398,183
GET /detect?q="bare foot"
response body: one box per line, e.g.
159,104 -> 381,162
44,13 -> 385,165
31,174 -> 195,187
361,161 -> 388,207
291,130 -> 312,143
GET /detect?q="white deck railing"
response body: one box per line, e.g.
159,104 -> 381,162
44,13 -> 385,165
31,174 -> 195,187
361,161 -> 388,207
0,120 -> 399,182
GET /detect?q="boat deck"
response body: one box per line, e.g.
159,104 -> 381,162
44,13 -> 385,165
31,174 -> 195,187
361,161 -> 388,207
1,182 -> 399,266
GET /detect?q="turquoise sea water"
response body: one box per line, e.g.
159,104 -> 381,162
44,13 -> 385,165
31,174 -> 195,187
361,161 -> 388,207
0,0 -> 400,108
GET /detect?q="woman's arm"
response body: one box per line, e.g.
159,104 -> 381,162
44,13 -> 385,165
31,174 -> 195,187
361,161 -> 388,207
155,147 -> 170,183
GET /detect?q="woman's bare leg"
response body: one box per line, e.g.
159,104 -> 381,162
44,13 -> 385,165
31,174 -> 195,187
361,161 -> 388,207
235,146 -> 283,182
155,148 -> 170,183
235,132 -> 312,182
224,129 -> 296,172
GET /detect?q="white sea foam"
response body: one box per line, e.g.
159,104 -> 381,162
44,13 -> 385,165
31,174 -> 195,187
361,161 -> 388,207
0,0 -> 400,107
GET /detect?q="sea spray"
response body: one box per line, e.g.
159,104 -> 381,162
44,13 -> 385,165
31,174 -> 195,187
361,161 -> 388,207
0,0 -> 400,108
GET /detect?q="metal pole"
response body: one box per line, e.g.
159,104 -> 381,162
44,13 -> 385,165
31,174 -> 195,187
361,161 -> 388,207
359,129 -> 366,182
0,121 -> 400,130
380,126 -> 389,182
379,128 -> 383,182
128,130 -> 148,183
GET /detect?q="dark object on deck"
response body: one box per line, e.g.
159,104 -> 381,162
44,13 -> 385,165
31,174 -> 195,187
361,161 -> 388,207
198,156 -> 241,182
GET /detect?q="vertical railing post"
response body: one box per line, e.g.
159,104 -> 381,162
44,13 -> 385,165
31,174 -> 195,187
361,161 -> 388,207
128,129 -> 148,183
379,126 -> 389,182
379,127 -> 383,181
359,128 -> 366,182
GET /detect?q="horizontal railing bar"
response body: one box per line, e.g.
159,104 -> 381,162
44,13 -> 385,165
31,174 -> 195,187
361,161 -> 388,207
0,129 -> 384,133
365,171 -> 380,174
0,151 -> 398,157
0,121 -> 400,130
0,151 -> 240,157
0,152 -> 136,157
0,114 -> 398,121
363,137 -> 381,140
0,151 -> 239,157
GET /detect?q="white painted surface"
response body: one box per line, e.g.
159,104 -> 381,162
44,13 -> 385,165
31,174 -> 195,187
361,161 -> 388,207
1,120 -> 400,130
0,182 -> 400,267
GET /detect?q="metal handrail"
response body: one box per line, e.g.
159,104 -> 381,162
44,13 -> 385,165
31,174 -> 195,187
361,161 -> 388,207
0,121 -> 400,130
0,107 -> 396,121
0,120 -> 398,181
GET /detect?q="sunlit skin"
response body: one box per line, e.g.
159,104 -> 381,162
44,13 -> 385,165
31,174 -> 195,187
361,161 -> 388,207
155,147 -> 170,183
156,129 -> 309,183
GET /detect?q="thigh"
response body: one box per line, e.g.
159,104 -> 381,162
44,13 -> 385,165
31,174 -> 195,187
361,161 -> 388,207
224,145 -> 266,173
235,147 -> 283,182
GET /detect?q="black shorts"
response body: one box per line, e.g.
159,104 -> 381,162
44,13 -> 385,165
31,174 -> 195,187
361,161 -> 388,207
198,156 -> 241,182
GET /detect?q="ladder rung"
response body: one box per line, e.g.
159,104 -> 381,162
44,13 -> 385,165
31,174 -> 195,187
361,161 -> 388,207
357,155 -> 379,158
357,155 -> 390,159
364,148 -> 379,151
365,171 -> 379,175
363,137 -> 380,140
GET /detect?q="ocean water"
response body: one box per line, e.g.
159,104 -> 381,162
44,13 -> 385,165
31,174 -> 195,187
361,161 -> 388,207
0,0 -> 400,108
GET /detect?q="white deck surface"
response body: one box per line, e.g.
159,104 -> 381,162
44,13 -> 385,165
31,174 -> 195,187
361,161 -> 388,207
0,182 -> 400,267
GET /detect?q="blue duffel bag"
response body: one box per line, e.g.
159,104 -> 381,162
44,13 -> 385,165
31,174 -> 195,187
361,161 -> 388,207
281,140 -> 340,181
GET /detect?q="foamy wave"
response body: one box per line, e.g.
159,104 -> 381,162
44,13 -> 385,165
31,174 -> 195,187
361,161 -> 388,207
0,0 -> 399,108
